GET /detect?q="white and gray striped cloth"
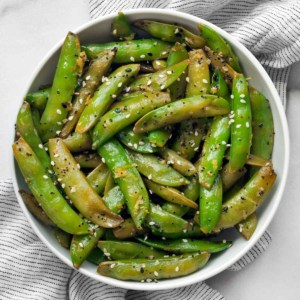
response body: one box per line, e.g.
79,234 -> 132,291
1,0 -> 300,299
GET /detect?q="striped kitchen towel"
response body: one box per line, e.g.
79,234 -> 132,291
2,0 -> 300,299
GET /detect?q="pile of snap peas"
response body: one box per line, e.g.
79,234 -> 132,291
13,12 -> 277,282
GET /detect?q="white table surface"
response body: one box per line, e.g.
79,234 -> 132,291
1,0 -> 300,299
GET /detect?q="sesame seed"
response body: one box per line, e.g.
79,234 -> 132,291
154,271 -> 159,277
118,82 -> 123,88
183,229 -> 187,233
56,109 -> 62,115
147,80 -> 152,86
144,235 -> 148,241
79,98 -> 83,104
186,77 -> 190,82
149,221 -> 155,226
149,189 -> 153,194
61,183 -> 66,188
236,124 -> 242,128
54,153 -> 59,158
175,266 -> 179,272
139,141 -> 145,145
86,75 -> 91,80
161,237 -> 166,240
128,143 -> 133,147
223,240 -> 227,243
112,94 -> 117,99
202,78 -> 208,83
160,85 -> 165,90
156,61 -> 161,66
134,143 -> 138,149
82,81 -> 86,87
50,161 -> 55,166
101,158 -> 106,163
130,56 -> 135,62
148,174 -> 152,180
77,163 -> 81,169
240,99 -> 246,103
48,170 -> 53,174
110,263 -> 116,268
182,239 -> 188,243
104,252 -> 111,256
38,144 -> 43,149
57,178 -> 62,182
79,242 -> 84,248
166,70 -> 172,75
146,279 -> 152,283
226,144 -> 231,147
112,29 -> 117,35
125,114 -> 130,119
246,122 -> 250,128
194,147 -> 199,151
125,86 -> 131,92
159,74 -> 165,78
230,94 -> 234,99
57,121 -> 62,125
56,130 -> 61,135
140,54 -> 146,58
240,94 -> 245,98
177,77 -> 180,81
161,51 -> 168,55
43,175 -> 48,179
174,28 -> 179,34
70,187 -> 76,193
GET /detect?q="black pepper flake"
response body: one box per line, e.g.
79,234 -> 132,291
125,68 -> 132,72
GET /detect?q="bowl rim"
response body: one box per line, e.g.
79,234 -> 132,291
10,8 -> 290,290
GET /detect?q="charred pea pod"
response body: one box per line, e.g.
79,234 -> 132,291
73,152 -> 102,169
76,64 -> 140,133
144,179 -> 198,210
98,139 -> 149,229
198,24 -> 241,72
199,175 -> 223,234
16,101 -> 51,170
134,95 -> 230,133
211,70 -> 230,100
25,86 -> 51,111
117,126 -> 159,153
129,151 -> 189,187
137,238 -> 232,254
236,212 -> 258,240
61,50 -> 116,138
111,12 -> 135,41
39,32 -> 82,142
113,218 -> 146,240
82,39 -> 171,62
148,129 -> 172,148
103,186 -> 126,214
198,116 -> 230,190
152,59 -> 167,71
98,241 -> 166,260
49,138 -> 123,228
221,162 -> 247,192
13,138 -> 89,234
86,162 -> 110,194
71,227 -> 105,268
53,228 -> 72,249
98,252 -> 210,281
214,162 -> 276,231
63,132 -> 92,153
229,74 -> 252,173
129,59 -> 189,92
133,20 -> 205,49
92,91 -> 171,149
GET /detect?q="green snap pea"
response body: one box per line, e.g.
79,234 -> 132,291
129,59 -> 189,92
133,20 -> 205,49
198,24 -> 241,72
134,95 -> 230,133
236,212 -> 258,240
221,162 -> 247,192
92,91 -> 171,148
98,241 -> 166,260
199,175 -> 223,234
19,190 -> 55,226
16,101 -> 51,170
31,108 -> 41,133
39,32 -> 82,142
111,12 -> 135,41
71,227 -> 105,268
103,186 -> 125,214
13,138 -> 89,234
198,116 -> 230,190
137,238 -> 232,254
117,126 -> 158,153
148,129 -> 172,148
61,50 -> 116,138
98,139 -> 149,229
25,86 -> 51,111
53,228 -> 72,249
49,138 -> 123,228
87,247 -> 105,265
63,132 -> 92,153
214,162 -> 276,231
86,162 -> 110,194
152,59 -> 167,71
144,179 -> 198,210
98,252 -> 210,281
82,39 -> 171,62
129,151 -> 189,187
211,70 -> 230,100
76,64 -> 140,133
73,152 -> 102,169
113,218 -> 146,240
229,74 -> 252,173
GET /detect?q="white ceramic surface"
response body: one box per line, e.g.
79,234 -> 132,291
11,8 -> 289,291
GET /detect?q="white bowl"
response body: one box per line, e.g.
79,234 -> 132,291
11,8 -> 289,290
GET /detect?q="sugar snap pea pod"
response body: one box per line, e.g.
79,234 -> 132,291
31,108 -> 41,133
61,50 -> 116,138
171,118 -> 207,160
229,74 -> 252,173
224,152 -> 267,167
98,139 -> 149,229
117,126 -> 158,153
76,64 -> 140,133
98,252 -> 210,281
73,152 -> 102,169
19,190 -> 55,226
137,238 -> 232,254
87,247 -> 105,265
211,70 -> 230,100
82,39 -> 171,62
198,116 -> 230,190
39,32 -> 81,142
92,91 -> 171,148
113,218 -> 146,240
104,172 -> 115,196
214,162 -> 276,231
159,148 -> 197,177
103,186 -> 125,214
199,175 -> 223,234
63,132 -> 92,153
148,129 -> 171,147
129,151 -> 189,187
13,138 -> 89,234
144,179 -> 198,210
236,212 -> 258,240
71,227 -> 105,268
86,162 -> 110,194
49,138 -> 123,228
53,227 -> 72,249
152,60 -> 167,71
198,24 -> 241,72
25,86 -> 51,111
111,12 -> 135,41
162,175 -> 199,217
186,49 -> 211,97
133,20 -> 205,49
98,241 -> 166,260
129,59 -> 189,92
16,101 -> 51,170
134,95 -> 230,133
221,162 -> 247,192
